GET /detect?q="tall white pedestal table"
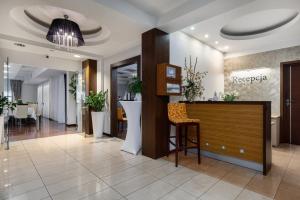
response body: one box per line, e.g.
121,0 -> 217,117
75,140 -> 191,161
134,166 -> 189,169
119,101 -> 142,155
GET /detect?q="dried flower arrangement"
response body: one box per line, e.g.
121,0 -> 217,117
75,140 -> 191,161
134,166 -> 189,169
183,56 -> 208,102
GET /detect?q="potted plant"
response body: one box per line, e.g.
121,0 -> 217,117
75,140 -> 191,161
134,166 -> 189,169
69,74 -> 77,100
85,90 -> 108,138
128,76 -> 142,101
222,92 -> 239,101
0,94 -> 16,143
183,56 -> 208,102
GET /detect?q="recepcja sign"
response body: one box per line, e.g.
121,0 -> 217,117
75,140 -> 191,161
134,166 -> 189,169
230,68 -> 270,85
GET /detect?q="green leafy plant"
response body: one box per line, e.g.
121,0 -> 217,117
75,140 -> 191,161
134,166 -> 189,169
183,56 -> 208,102
85,90 -> 108,112
69,74 -> 77,99
128,76 -> 142,94
0,94 -> 16,115
222,92 -> 239,102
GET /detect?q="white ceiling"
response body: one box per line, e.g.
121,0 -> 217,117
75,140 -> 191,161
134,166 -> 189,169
182,0 -> 300,58
125,0 -> 190,17
117,64 -> 137,84
0,0 -> 299,61
7,63 -> 65,85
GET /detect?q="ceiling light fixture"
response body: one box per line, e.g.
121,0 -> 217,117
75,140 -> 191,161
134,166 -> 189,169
215,41 -> 219,45
46,15 -> 84,49
14,43 -> 26,47
74,54 -> 81,58
204,34 -> 209,39
224,46 -> 229,50
190,26 -> 195,31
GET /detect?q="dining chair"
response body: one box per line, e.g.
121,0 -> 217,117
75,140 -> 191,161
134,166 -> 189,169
117,107 -> 127,132
14,105 -> 28,126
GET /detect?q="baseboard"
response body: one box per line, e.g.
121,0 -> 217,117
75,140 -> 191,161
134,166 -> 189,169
103,132 -> 112,137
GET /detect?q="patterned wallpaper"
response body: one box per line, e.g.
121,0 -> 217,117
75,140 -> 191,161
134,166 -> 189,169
224,46 -> 300,116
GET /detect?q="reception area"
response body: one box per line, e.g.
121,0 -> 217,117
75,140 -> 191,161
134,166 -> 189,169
1,1 -> 300,200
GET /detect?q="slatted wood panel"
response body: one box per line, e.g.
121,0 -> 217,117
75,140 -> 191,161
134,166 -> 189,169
186,104 -> 264,163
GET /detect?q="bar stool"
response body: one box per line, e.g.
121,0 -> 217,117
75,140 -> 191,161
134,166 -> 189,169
167,103 -> 201,167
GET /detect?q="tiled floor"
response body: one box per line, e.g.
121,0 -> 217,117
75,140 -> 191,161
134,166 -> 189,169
0,134 -> 299,200
8,118 -> 76,141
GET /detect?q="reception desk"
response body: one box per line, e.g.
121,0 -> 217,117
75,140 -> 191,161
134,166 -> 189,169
184,101 -> 271,175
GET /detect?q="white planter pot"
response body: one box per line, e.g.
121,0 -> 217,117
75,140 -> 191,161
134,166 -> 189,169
134,93 -> 142,101
0,116 -> 4,144
91,111 -> 105,138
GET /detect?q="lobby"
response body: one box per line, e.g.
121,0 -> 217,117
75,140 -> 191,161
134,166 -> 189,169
1,0 -> 300,200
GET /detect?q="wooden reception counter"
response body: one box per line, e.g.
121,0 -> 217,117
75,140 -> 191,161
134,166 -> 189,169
184,101 -> 271,175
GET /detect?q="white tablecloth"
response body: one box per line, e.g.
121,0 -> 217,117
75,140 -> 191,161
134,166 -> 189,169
119,101 -> 142,155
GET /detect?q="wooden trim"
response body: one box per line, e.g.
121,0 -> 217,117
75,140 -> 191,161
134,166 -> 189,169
82,59 -> 97,135
184,102 -> 271,175
110,56 -> 141,138
263,101 -> 272,175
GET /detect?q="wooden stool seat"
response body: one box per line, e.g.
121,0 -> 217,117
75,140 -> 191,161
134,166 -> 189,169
168,103 -> 201,167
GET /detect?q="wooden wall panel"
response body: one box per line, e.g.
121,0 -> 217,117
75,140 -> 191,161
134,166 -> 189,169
186,104 -> 264,163
142,28 -> 170,159
82,59 -> 97,135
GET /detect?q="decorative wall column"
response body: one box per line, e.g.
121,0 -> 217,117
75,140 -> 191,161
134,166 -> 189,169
82,59 -> 97,135
142,28 -> 170,159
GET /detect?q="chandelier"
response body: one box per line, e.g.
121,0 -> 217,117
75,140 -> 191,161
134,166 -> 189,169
46,15 -> 84,49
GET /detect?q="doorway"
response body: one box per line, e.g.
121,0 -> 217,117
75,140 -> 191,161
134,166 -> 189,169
281,61 -> 300,145
110,56 -> 140,139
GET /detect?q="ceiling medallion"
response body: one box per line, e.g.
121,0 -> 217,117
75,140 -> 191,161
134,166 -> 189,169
46,15 -> 84,49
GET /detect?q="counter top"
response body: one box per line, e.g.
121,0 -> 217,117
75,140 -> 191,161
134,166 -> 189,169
181,101 -> 271,105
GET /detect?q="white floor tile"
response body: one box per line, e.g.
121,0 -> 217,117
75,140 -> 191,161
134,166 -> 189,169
179,173 -> 219,197
199,181 -> 243,200
126,180 -> 174,200
113,174 -> 157,196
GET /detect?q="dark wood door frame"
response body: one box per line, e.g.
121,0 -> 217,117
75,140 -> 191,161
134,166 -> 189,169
110,56 -> 141,138
280,60 -> 300,143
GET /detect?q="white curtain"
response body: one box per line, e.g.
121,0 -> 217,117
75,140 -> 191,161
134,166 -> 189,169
49,75 -> 65,123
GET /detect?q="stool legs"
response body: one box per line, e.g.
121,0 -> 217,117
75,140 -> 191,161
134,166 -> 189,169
196,124 -> 201,164
184,126 -> 188,155
175,125 -> 180,167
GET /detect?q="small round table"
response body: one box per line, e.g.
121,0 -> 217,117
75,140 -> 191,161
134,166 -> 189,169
119,101 -> 142,155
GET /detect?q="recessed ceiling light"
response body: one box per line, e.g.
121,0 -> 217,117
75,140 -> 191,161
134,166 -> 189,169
204,34 -> 209,39
224,46 -> 229,50
190,26 -> 195,31
3,158 -> 8,162
74,55 -> 81,58
215,41 -> 219,45
14,43 -> 26,47
4,183 -> 11,188
3,169 -> 8,173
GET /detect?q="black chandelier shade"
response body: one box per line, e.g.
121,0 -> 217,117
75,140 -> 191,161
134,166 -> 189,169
46,17 -> 84,47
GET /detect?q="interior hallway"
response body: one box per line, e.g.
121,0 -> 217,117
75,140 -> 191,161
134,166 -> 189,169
8,118 -> 77,142
0,134 -> 299,200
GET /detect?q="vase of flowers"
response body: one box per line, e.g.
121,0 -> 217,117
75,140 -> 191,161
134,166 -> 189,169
183,56 -> 208,102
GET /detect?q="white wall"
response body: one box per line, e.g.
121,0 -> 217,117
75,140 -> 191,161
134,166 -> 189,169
102,46 -> 141,134
21,84 -> 37,103
49,75 -> 65,123
66,72 -> 77,125
170,32 -> 224,101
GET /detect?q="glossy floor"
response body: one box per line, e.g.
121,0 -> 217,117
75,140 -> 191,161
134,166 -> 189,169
8,118 -> 76,141
0,134 -> 299,200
